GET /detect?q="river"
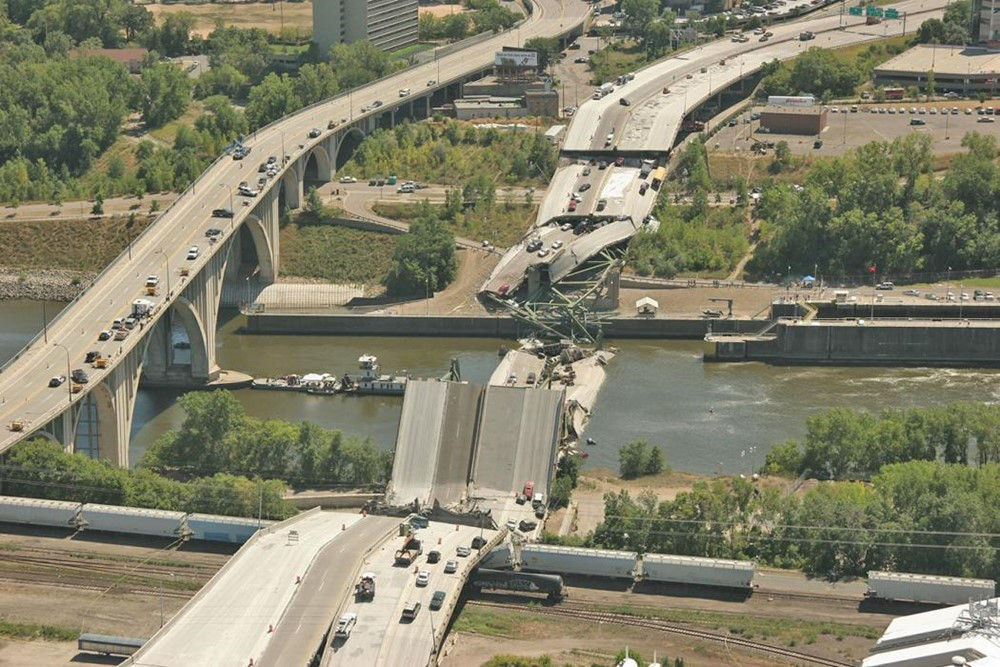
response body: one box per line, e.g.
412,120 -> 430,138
2,301 -> 998,475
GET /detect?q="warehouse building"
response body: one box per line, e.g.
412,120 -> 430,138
313,0 -> 418,56
759,104 -> 828,135
873,44 -> 1000,94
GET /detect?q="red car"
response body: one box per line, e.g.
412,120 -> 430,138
497,283 -> 510,296
523,481 -> 535,498
568,200 -> 577,212
615,156 -> 625,167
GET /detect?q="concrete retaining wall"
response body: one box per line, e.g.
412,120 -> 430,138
244,312 -> 763,340
709,320 -> 1000,367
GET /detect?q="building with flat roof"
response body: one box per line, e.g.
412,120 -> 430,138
873,44 -> 1000,94
70,48 -> 148,74
972,0 -> 1000,48
759,104 -> 827,135
313,0 -> 418,56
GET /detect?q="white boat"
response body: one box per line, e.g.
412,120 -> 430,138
343,355 -> 408,396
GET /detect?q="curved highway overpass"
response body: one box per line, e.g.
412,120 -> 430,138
0,0 -> 590,465
482,0 -> 949,296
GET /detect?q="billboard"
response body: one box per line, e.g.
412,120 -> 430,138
766,95 -> 816,107
494,50 -> 538,68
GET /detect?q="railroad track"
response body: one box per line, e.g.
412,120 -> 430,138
0,574 -> 194,600
0,551 -> 214,582
468,600 -> 855,667
755,589 -> 863,605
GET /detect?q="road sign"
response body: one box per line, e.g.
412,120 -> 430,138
849,6 -> 862,15
865,6 -> 884,17
885,8 -> 900,18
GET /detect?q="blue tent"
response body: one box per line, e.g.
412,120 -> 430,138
802,275 -> 816,282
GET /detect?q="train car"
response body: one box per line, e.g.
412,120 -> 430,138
866,571 -> 996,605
79,504 -> 185,539
520,545 -> 637,579
78,633 -> 144,657
469,568 -> 565,600
639,554 -> 755,589
185,513 -> 268,544
478,541 -> 514,569
0,495 -> 80,529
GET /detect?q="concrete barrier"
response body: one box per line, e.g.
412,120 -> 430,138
244,312 -> 763,340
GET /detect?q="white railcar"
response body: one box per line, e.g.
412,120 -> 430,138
520,545 -> 637,579
79,504 -> 185,538
0,495 -> 80,529
186,514 -> 268,543
640,554 -> 755,589
479,541 -> 514,569
866,571 -> 996,605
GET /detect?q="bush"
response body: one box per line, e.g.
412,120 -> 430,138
619,440 -> 666,479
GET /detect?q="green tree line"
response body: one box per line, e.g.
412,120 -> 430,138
591,459 -> 1000,580
748,132 -> 1000,279
140,391 -> 393,486
419,0 -> 521,42
3,439 -> 295,520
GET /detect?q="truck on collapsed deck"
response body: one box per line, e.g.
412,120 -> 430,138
395,533 -> 423,566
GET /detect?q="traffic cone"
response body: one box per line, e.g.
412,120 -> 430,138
295,575 -> 301,584
438,537 -> 442,545
268,624 -> 274,634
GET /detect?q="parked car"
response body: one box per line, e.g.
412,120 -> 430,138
401,602 -> 421,621
427,550 -> 441,564
98,330 -> 112,341
308,128 -> 322,138
444,560 -> 458,574
339,176 -> 357,183
49,375 -> 66,388
416,570 -> 430,587
186,246 -> 199,260
212,208 -> 235,218
471,536 -> 487,550
506,518 -> 518,531
71,369 -> 89,384
579,183 -> 591,192
430,590 -> 446,610
456,546 -> 471,557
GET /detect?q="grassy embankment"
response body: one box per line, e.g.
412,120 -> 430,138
279,208 -> 398,287
372,202 -> 535,247
0,216 -> 153,272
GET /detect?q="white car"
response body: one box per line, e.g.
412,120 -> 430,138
334,612 -> 357,640
339,176 -> 357,183
444,560 -> 458,573
537,248 -> 550,258
506,518 -> 518,531
186,246 -> 199,260
551,240 -> 563,250
560,222 -> 572,231
416,570 -> 430,587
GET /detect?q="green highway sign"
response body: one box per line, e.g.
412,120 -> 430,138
849,6 -> 863,15
865,5 -> 884,17
885,8 -> 900,18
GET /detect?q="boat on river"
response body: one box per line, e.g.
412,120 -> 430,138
252,373 -> 341,394
251,374 -> 306,391
341,355 -> 408,396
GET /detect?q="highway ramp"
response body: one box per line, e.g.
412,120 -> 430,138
126,510 -> 395,667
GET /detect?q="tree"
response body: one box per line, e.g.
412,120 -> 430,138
304,186 -> 324,215
245,72 -> 301,129
621,0 -> 658,39
383,206 -> 457,296
139,61 -> 192,127
524,36 -> 559,71
645,20 -> 673,58
90,191 -> 103,215
120,4 -> 153,43
619,440 -> 651,479
644,446 -> 665,476
146,11 -> 194,57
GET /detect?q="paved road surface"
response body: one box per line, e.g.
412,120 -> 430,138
259,515 -> 399,667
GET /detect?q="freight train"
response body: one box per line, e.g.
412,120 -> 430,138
0,495 -> 272,544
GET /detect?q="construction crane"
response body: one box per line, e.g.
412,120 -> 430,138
708,298 -> 734,318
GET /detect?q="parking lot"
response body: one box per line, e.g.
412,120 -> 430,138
710,99 -> 1000,157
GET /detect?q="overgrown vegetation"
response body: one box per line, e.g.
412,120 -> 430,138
383,203 -> 457,296
418,0 -> 521,42
584,404 -> 1000,580
141,391 -> 393,488
0,620 -> 78,642
618,440 -> 666,479
280,204 -> 397,287
372,201 -> 535,248
627,139 -> 749,278
764,403 -> 1000,479
749,132 -> 1000,279
548,454 -> 583,509
4,439 -> 295,520
339,121 -> 557,187
0,214 -> 153,272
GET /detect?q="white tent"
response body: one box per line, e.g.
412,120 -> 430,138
636,297 -> 659,315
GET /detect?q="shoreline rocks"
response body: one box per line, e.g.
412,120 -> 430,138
0,268 -> 94,302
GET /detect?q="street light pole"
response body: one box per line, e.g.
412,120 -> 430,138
219,183 -> 235,230
53,343 -> 71,404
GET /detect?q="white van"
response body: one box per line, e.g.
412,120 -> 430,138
398,88 -> 411,97
398,183 -> 415,193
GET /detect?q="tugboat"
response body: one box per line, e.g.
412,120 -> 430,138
342,355 -> 408,396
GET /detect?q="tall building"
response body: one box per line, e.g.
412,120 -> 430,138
313,0 -> 418,56
973,0 -> 1000,48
